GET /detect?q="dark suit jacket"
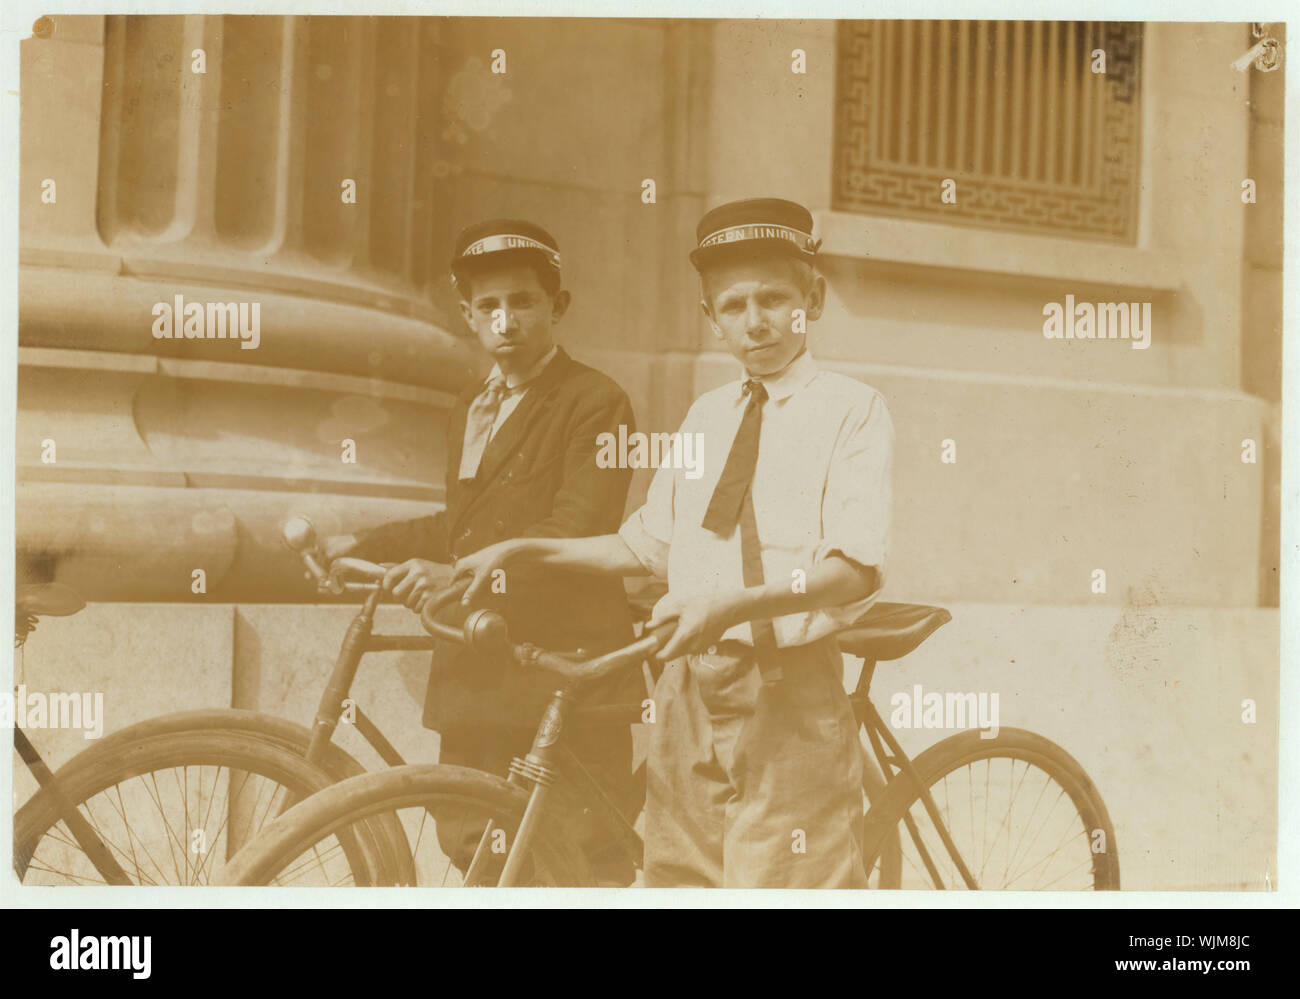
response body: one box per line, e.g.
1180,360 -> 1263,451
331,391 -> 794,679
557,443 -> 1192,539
351,346 -> 639,729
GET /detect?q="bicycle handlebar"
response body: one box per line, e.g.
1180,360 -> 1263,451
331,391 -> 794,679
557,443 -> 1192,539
420,577 -> 677,689
283,516 -> 391,594
524,620 -> 677,688
283,514 -> 671,688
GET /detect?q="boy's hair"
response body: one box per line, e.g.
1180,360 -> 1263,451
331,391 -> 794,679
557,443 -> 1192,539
452,250 -> 562,303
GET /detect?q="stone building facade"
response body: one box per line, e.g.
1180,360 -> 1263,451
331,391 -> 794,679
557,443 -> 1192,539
16,16 -> 1282,889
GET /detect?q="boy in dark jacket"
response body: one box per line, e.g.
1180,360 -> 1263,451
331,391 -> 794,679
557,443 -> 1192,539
323,219 -> 641,883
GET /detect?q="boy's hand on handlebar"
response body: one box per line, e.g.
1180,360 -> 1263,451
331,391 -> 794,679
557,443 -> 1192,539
451,542 -> 516,606
298,533 -> 361,587
648,592 -> 732,662
383,559 -> 448,612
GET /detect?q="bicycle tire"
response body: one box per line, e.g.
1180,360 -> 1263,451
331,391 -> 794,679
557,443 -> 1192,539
70,709 -> 375,782
14,725 -> 403,886
861,728 -> 1120,890
218,764 -> 593,887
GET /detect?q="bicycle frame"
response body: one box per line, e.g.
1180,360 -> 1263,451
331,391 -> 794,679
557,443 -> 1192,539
13,726 -> 134,885
300,587 -> 434,772
470,652 -> 983,889
850,658 -> 979,890
464,686 -> 635,886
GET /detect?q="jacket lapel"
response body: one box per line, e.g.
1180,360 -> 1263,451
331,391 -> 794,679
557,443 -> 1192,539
451,347 -> 572,531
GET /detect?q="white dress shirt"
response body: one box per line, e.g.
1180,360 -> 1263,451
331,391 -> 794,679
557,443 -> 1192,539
619,349 -> 893,648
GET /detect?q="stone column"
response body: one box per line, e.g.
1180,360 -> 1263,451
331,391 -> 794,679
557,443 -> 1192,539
19,14 -> 479,600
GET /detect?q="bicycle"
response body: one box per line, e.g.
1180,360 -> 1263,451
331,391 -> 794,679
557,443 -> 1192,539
16,518 -> 841,887
13,518 -> 463,886
215,574 -> 1121,889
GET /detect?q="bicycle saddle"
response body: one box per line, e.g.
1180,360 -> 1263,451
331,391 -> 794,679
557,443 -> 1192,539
837,603 -> 951,662
16,583 -> 85,617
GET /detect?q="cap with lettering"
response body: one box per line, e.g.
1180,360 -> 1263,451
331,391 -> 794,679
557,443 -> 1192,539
689,197 -> 821,271
450,218 -> 562,288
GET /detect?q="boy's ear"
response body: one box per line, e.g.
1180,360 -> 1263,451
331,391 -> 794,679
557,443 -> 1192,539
551,288 -> 572,323
805,273 -> 827,322
700,298 -> 723,340
457,297 -> 476,332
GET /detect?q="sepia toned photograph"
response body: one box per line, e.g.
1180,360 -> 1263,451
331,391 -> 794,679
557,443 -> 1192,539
7,11 -> 1284,895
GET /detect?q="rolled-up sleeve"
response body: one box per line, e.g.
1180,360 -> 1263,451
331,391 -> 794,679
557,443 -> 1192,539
618,461 -> 676,580
810,390 -> 893,630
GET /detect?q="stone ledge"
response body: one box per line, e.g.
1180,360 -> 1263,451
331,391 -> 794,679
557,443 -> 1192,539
18,346 -> 459,409
814,211 -> 1184,293
19,264 -> 481,395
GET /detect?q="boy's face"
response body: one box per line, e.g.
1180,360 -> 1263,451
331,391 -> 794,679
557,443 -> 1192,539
700,255 -> 825,377
458,262 -> 569,373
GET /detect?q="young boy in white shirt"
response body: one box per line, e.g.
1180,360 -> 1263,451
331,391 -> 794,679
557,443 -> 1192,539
455,198 -> 893,888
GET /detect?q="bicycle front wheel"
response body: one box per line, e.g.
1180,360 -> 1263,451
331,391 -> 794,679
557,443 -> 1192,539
861,728 -> 1119,890
15,725 -> 399,886
218,764 -> 592,887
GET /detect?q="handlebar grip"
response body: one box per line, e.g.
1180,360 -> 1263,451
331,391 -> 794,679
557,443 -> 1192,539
418,578 -> 472,637
641,620 -> 678,658
330,557 -> 387,581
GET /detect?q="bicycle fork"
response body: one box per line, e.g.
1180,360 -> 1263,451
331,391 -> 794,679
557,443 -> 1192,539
268,590 -> 382,822
464,690 -> 571,887
14,727 -> 132,885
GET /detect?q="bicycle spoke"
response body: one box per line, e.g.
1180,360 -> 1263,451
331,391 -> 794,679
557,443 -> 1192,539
308,841 -> 337,884
273,838 -> 352,885
1000,772 -> 1056,884
1003,786 -> 1070,887
32,822 -> 149,886
83,791 -> 168,886
979,757 -> 1033,884
106,778 -> 197,887
191,769 -> 240,885
980,760 -> 991,878
242,771 -> 287,843
899,837 -> 931,884
23,857 -> 113,886
38,798 -> 162,887
109,782 -> 146,882
410,808 -> 430,865
440,811 -> 469,888
1035,851 -> 1095,890
145,770 -> 187,883
940,773 -> 953,882
1024,811 -> 1093,889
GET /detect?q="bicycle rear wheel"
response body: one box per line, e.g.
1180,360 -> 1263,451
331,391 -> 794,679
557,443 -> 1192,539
15,724 -> 401,886
218,764 -> 592,887
861,728 -> 1119,890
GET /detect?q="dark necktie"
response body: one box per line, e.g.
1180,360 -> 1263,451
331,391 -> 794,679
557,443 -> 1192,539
702,379 -> 767,535
702,378 -> 784,683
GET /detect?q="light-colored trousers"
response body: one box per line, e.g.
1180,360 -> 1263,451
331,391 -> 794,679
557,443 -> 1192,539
644,636 -> 868,889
